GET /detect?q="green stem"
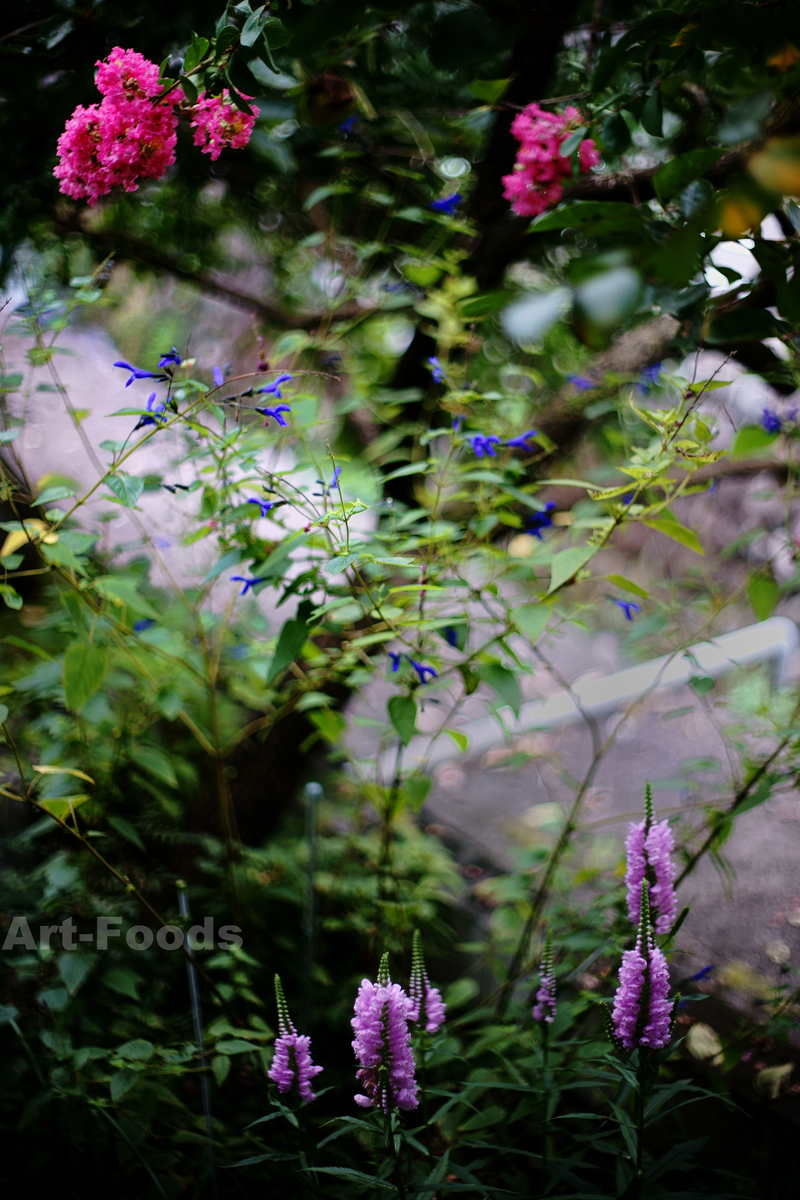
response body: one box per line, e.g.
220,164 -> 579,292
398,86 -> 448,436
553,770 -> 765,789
541,1020 -> 550,1196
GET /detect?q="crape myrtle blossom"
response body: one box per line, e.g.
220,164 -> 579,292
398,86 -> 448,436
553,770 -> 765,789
408,930 -> 447,1035
532,933 -> 556,1024
611,881 -> 672,1051
189,89 -> 257,161
502,103 -> 600,218
625,784 -> 678,936
351,954 -> 418,1112
55,48 -> 257,205
268,975 -> 323,1103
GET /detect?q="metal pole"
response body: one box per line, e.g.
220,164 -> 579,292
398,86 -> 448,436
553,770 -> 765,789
302,782 -> 322,1027
177,883 -> 218,1200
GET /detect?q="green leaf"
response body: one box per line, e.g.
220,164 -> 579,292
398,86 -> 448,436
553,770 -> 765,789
641,88 -> 663,137
102,969 -> 141,1000
301,1168 -> 396,1191
239,4 -> 267,47
35,484 -> 76,507
653,148 -> 724,204
445,728 -> 469,752
261,16 -> 291,50
110,1068 -> 139,1102
63,643 -> 108,711
548,546 -> 598,593
216,1038 -> 257,1055
92,576 -> 159,618
135,746 -> 178,789
325,553 -> 360,575
309,708 -> 345,745
0,584 -> 22,610
0,704 -> 8,725
183,36 -> 210,73
707,308 -> 785,344
106,473 -> 144,508
58,953 -> 93,995
642,514 -> 704,555
202,547 -> 244,584
469,78 -> 512,103
514,603 -> 551,643
747,572 -> 779,621
560,126 -> 586,157
303,186 -> 345,211
116,1038 -> 155,1061
601,112 -> 631,155
40,541 -> 89,577
0,427 -> 20,443
213,1055 -> 231,1086
530,201 -> 644,233
404,775 -> 432,811
108,816 -> 146,853
605,574 -> 649,599
458,291 -> 510,320
179,75 -> 198,105
266,608 -> 311,684
388,694 -> 417,746
475,663 -> 521,716
731,424 -> 779,459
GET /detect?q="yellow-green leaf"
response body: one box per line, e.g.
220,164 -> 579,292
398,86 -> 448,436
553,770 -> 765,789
548,545 -> 598,593
33,765 -> 95,784
641,514 -> 704,555
605,575 -> 649,599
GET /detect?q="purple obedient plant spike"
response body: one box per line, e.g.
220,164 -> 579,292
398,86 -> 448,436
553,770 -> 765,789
506,429 -> 538,452
625,782 -> 677,936
408,930 -> 447,1035
532,932 -> 556,1024
352,954 -> 418,1112
612,880 -> 672,1051
268,974 -> 323,1103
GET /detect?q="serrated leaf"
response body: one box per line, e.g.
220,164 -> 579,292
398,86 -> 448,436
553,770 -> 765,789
548,545 -> 598,593
102,969 -> 141,1000
106,473 -> 144,508
388,694 -> 417,746
58,954 -> 93,995
116,1038 -> 154,1062
642,514 -> 704,555
63,643 -> 108,711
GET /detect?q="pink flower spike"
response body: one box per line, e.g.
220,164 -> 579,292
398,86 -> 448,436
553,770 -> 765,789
268,975 -> 323,1103
352,955 -> 418,1112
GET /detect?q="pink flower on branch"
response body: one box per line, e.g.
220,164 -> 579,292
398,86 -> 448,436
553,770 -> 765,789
502,103 -> 600,218
190,90 -> 257,161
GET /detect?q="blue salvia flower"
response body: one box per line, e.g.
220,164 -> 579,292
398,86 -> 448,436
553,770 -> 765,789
506,429 -> 538,452
451,414 -> 465,433
256,404 -> 291,426
330,466 -> 342,489
443,626 -> 458,648
429,194 -> 462,215
231,575 -> 267,596
212,365 -> 225,387
637,362 -> 662,393
158,347 -> 182,369
133,618 -> 155,633
469,434 -> 500,459
762,407 -> 782,434
389,651 -> 401,672
257,373 -> 293,401
526,502 -> 555,539
428,356 -> 445,384
113,360 -> 166,387
248,498 -> 276,517
565,374 -> 594,392
688,964 -> 714,982
613,598 -> 641,621
412,657 -> 438,686
135,392 -> 167,430
340,115 -> 357,133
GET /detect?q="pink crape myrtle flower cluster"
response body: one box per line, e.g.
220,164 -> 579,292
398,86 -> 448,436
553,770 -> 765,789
54,47 -> 256,205
502,103 -> 601,218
